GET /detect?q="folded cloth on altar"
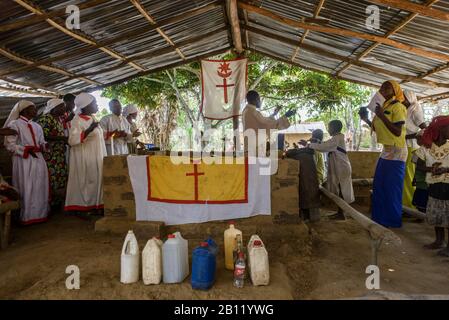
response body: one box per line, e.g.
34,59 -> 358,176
127,155 -> 271,225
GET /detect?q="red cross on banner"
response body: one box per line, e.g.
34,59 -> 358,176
201,58 -> 248,120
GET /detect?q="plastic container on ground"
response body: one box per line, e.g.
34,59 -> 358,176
142,237 -> 163,285
120,230 -> 140,284
224,222 -> 242,270
206,236 -> 218,256
247,235 -> 270,286
162,232 -> 189,284
191,241 -> 216,290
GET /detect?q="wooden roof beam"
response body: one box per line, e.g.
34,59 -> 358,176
226,0 -> 243,53
290,0 -> 325,62
0,47 -> 101,87
13,0 -> 146,72
0,0 -> 110,33
130,0 -> 186,60
336,0 -> 440,77
0,76 -> 62,95
367,0 -> 449,23
0,85 -> 56,97
238,2 -> 449,62
243,24 -> 449,88
0,1 -> 223,77
45,26 -> 230,87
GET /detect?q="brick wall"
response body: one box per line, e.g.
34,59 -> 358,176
347,151 -> 380,179
102,155 -> 300,225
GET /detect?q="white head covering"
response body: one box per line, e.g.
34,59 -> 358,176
122,104 -> 138,117
74,92 -> 95,113
44,98 -> 64,115
404,90 -> 419,112
3,100 -> 35,128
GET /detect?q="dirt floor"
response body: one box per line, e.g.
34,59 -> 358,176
0,206 -> 448,300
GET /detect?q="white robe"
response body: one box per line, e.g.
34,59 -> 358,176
99,114 -> 132,156
4,117 -> 50,224
65,114 -> 106,211
309,134 -> 355,203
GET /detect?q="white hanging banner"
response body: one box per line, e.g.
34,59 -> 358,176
201,58 -> 248,120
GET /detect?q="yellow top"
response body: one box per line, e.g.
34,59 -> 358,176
373,98 -> 407,148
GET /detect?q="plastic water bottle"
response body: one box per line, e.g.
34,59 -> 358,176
120,230 -> 139,284
233,251 -> 246,288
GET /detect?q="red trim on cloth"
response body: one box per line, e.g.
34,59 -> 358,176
146,155 -> 249,204
79,114 -> 91,121
80,131 -> 86,143
23,146 -> 42,159
105,131 -> 114,140
200,58 -> 248,120
64,204 -> 104,212
21,217 -> 48,225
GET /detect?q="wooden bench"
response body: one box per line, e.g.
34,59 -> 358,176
0,201 -> 19,250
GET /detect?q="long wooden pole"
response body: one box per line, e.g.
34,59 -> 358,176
367,0 -> 449,22
238,1 -> 449,63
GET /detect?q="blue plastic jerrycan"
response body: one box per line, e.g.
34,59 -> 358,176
206,236 -> 218,256
191,241 -> 216,290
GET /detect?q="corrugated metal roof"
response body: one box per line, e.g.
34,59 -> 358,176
1,0 -> 449,104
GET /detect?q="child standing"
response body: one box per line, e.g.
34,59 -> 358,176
415,116 -> 449,256
306,120 -> 354,204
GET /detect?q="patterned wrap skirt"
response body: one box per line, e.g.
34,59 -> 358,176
426,196 -> 449,228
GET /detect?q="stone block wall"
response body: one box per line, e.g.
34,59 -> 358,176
100,155 -> 301,232
347,151 -> 380,179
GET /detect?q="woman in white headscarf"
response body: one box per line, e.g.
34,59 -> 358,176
64,93 -> 107,214
3,100 -> 50,224
122,104 -> 142,154
37,98 -> 68,206
403,90 -> 427,209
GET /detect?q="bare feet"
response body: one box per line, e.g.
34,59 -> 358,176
437,248 -> 449,257
424,241 -> 445,250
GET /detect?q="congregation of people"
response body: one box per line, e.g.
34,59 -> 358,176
1,80 -> 449,256
0,93 -> 142,225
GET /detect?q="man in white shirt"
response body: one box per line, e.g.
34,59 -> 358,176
100,99 -> 132,156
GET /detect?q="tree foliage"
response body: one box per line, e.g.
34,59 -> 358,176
103,51 -> 371,148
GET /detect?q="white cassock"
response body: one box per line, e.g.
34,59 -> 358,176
242,104 -> 290,153
99,114 -> 132,156
65,114 -> 107,211
309,133 -> 355,203
4,116 -> 50,224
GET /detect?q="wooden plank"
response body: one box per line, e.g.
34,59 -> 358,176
0,1 -> 222,77
130,0 -> 186,60
0,0 -> 110,32
45,26 -> 229,86
402,206 -> 426,220
337,0 -> 440,76
244,25 -> 449,88
0,85 -> 56,97
0,76 -> 61,95
320,186 -> 401,244
368,0 -> 449,22
239,1 -> 449,62
14,0 -> 146,72
291,0 -> 325,61
0,47 -> 101,86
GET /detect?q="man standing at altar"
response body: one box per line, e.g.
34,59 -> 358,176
100,99 -> 132,156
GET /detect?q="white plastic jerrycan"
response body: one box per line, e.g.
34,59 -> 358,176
224,221 -> 242,270
142,237 -> 163,285
120,230 -> 140,284
247,235 -> 270,286
162,232 -> 189,284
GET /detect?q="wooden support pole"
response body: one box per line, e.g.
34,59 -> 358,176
13,0 -> 146,72
402,206 -> 426,220
243,25 -> 449,88
320,185 -> 401,265
226,0 -> 244,53
367,0 -> 449,23
238,1 -> 449,62
338,0 -> 440,77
